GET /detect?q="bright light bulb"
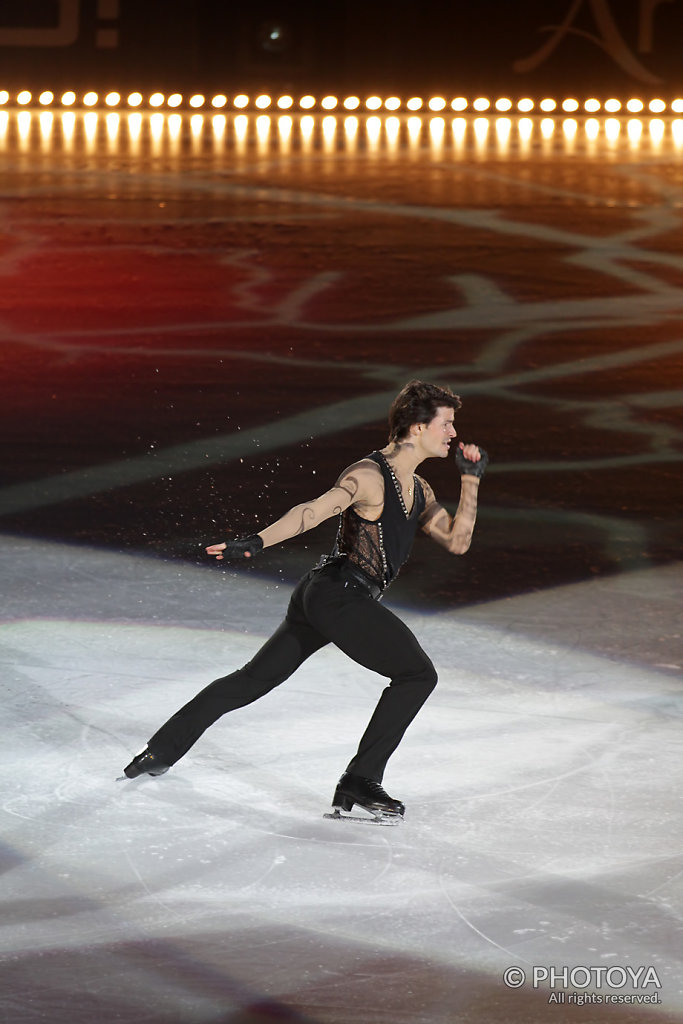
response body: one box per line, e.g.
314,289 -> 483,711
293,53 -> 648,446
495,117 -> 512,144
627,118 -> 643,145
256,115 -> 270,142
343,96 -> 360,110
452,117 -> 467,147
671,99 -> 683,113
105,92 -> 120,107
473,118 -> 489,146
39,91 -> 54,105
605,117 -> 621,141
299,95 -> 315,109
277,95 -> 293,109
189,94 -> 205,108
626,98 -> 644,112
540,98 -> 556,111
212,94 -> 228,108
584,98 -> 601,112
17,91 -> 32,105
0,91 -> 9,105
127,92 -> 142,107
128,112 -> 142,138
428,96 -> 446,111
61,110 -> 75,139
105,112 -> 120,138
168,93 -> 182,108
451,97 -> 468,111
585,118 -> 600,140
344,115 -> 359,140
604,98 -> 621,112
148,113 -> 164,146
429,117 -> 445,148
407,116 -> 422,148
234,114 -> 248,142
563,118 -> 578,140
562,98 -> 579,112
17,111 -> 31,137
385,96 -> 401,111
649,98 -> 666,113
518,117 -> 533,142
255,94 -> 271,109
517,98 -> 534,112
278,114 -> 293,139
322,115 -> 336,145
473,97 -> 490,111
406,97 -> 423,111
386,115 -> 400,144
366,115 -> 381,144
495,97 -> 512,112
149,93 -> 164,108
321,95 -> 338,110
83,112 -> 98,139
366,96 -> 382,110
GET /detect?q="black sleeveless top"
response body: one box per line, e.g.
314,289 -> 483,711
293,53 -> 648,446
332,451 -> 425,589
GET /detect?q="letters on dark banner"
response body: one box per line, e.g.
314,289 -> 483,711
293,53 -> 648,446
0,0 -> 680,93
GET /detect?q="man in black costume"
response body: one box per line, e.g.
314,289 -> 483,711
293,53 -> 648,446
123,380 -> 487,823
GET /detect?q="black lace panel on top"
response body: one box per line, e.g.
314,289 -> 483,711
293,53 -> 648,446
337,508 -> 385,584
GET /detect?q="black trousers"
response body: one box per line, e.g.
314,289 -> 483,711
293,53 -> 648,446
148,562 -> 437,782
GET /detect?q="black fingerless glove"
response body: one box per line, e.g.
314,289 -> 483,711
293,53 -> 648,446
223,535 -> 264,559
454,446 -> 489,478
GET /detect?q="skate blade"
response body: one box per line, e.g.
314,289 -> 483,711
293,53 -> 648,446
323,808 -> 403,827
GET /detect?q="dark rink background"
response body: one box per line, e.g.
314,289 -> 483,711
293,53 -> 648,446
1,107 -> 681,625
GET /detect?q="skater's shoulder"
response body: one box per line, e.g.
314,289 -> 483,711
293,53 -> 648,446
415,473 -> 433,497
336,458 -> 383,483
334,458 -> 384,508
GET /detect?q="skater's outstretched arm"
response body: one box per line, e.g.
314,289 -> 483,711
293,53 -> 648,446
207,459 -> 384,560
418,443 -> 486,555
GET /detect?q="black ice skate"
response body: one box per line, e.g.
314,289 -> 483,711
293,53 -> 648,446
324,772 -> 405,826
122,748 -> 170,779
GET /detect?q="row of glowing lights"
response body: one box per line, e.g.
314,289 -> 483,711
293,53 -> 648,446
3,89 -> 683,115
6,110 -> 683,149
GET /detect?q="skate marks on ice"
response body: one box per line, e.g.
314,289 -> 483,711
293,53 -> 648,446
2,539 -> 683,1021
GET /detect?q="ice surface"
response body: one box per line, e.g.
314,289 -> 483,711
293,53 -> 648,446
1,536 -> 682,1023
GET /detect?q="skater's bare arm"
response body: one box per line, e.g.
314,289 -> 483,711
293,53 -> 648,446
418,477 -> 479,554
207,460 -> 384,559
418,443 -> 484,555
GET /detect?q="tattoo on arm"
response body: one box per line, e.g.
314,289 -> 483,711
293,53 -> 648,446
295,505 -> 317,535
419,476 -> 479,554
258,460 -> 382,549
334,472 -> 360,502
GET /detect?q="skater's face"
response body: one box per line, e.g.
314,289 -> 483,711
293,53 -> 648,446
417,406 -> 457,458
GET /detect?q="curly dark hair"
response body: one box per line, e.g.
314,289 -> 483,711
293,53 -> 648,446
388,380 -> 462,442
